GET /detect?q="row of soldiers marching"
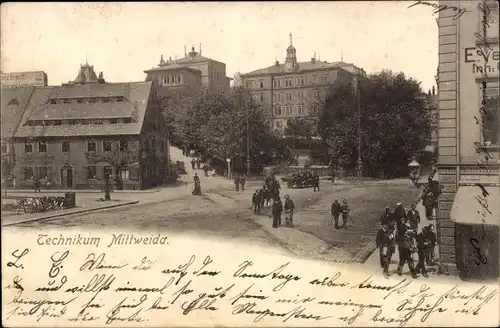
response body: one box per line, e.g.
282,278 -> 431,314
376,202 -> 437,278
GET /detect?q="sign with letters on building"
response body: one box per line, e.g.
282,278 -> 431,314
464,44 -> 500,79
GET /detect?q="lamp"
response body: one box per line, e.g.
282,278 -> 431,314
408,156 -> 421,188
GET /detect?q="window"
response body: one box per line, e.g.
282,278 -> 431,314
286,92 -> 293,102
119,139 -> 128,151
259,80 -> 264,88
482,87 -> 499,145
89,98 -> 97,103
312,75 -> 318,83
117,96 -> 124,102
275,120 -> 282,128
312,104 -> 320,115
38,141 -> 47,153
273,80 -> 281,88
285,106 -> 292,115
103,140 -> 112,151
323,74 -> 329,83
69,120 -> 77,125
38,167 -> 48,179
104,166 -> 113,178
246,80 -> 254,89
313,89 -> 320,99
82,120 -> 89,125
50,99 -> 57,104
87,140 -> 96,152
62,141 -> 70,152
120,166 -> 130,180
1,143 -> 8,154
273,93 -> 281,104
259,93 -> 264,102
23,167 -> 34,180
94,119 -> 103,125
298,105 -> 304,115
77,99 -> 83,104
87,166 -> 97,179
274,106 -> 282,116
63,99 -> 71,104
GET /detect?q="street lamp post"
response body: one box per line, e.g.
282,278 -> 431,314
356,79 -> 363,179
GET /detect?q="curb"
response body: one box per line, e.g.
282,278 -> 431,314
2,200 -> 140,227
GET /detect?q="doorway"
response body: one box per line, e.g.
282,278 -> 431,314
66,168 -> 73,189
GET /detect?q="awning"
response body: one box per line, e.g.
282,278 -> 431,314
450,186 -> 500,226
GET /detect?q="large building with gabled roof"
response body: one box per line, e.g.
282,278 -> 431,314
241,33 -> 366,134
9,63 -> 170,190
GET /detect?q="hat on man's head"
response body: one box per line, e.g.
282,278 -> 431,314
397,202 -> 402,206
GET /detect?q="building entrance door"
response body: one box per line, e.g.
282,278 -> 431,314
66,168 -> 73,189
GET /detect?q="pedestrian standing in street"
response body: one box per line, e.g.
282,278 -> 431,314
395,217 -> 408,265
397,227 -> 418,278
330,167 -> 336,183
191,158 -> 196,170
259,187 -> 265,208
272,197 -> 283,228
240,175 -> 246,191
203,164 -> 209,177
415,227 -> 429,278
380,206 -> 393,226
407,204 -> 421,230
284,195 -> 295,227
252,190 -> 260,213
313,172 -> 320,192
394,202 -> 407,221
330,198 -> 342,229
425,224 -> 437,265
196,158 -> 201,169
192,173 -> 202,196
33,176 -> 41,193
234,176 -> 240,191
341,199 -> 350,229
376,223 -> 395,277
423,192 -> 435,220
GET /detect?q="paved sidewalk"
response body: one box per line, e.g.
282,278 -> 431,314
364,200 -> 439,273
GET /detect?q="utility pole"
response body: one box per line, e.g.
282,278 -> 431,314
246,93 -> 251,176
357,79 -> 363,179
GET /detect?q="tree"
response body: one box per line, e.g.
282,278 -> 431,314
284,118 -> 315,139
86,142 -> 139,190
318,70 -> 431,178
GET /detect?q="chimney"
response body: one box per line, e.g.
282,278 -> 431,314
432,86 -> 436,96
311,51 -> 316,64
275,60 -> 279,67
184,46 -> 187,57
199,43 -> 202,55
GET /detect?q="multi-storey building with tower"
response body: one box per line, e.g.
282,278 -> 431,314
241,34 -> 366,134
436,0 -> 499,280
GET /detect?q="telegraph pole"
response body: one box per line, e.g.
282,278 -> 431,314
356,79 -> 363,179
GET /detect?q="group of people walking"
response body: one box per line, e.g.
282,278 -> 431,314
191,158 -> 215,177
330,198 -> 351,229
376,202 -> 437,278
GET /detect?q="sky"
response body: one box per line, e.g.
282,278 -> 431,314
1,1 -> 439,92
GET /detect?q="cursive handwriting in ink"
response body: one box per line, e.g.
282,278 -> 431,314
4,275 -> 25,291
351,275 -> 412,300
309,271 -> 350,288
233,260 -> 301,291
396,296 -> 447,326
36,276 -> 67,292
407,0 -> 468,19
230,283 -> 268,306
171,280 -> 194,304
469,238 -> 488,265
115,277 -> 174,294
147,297 -> 170,311
410,284 -> 435,298
232,302 -> 332,323
338,307 -> 365,325
161,255 -> 196,285
80,252 -> 128,271
8,290 -> 77,315
192,255 -> 221,276
7,248 -> 29,269
65,273 -> 115,294
132,256 -> 155,271
105,295 -> 148,325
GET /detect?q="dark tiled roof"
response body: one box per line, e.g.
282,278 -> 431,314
1,86 -> 35,138
15,82 -> 153,138
144,63 -> 201,74
243,61 -> 352,77
175,54 -> 213,64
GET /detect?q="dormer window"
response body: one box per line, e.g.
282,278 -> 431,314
50,99 -> 57,104
89,98 -> 97,103
8,98 -> 19,106
117,96 -> 124,102
63,99 -> 71,104
77,99 -> 83,104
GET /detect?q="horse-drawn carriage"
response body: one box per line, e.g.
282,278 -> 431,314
281,173 -> 316,188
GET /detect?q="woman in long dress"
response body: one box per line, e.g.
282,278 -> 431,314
192,173 -> 202,195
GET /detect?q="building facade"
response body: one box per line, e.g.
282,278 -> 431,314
146,46 -> 231,95
241,34 -> 366,134
1,71 -> 48,88
144,55 -> 202,98
437,0 -> 499,280
10,63 -> 170,190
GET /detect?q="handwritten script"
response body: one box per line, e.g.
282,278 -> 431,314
2,231 -> 499,327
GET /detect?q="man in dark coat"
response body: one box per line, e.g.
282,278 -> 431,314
203,164 -> 209,177
423,192 -> 435,220
397,226 -> 418,278
196,158 -> 201,169
234,176 -> 240,191
380,207 -> 393,226
313,173 -> 320,192
407,204 -> 421,230
376,223 -> 395,276
33,176 -> 41,193
425,224 -> 437,265
283,195 -> 295,226
395,217 -> 408,265
394,202 -> 407,221
191,158 -> 196,170
330,198 -> 342,229
415,227 -> 429,278
272,198 -> 283,228
252,190 -> 260,213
